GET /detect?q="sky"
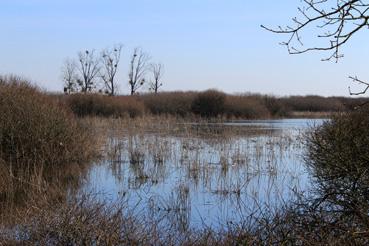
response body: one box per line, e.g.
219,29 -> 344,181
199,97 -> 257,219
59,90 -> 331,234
0,0 -> 368,96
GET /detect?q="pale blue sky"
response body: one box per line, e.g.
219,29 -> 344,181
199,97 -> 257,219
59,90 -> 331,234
0,0 -> 368,96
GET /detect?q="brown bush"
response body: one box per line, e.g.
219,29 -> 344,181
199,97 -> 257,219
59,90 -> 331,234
224,94 -> 270,119
263,96 -> 291,117
0,75 -> 93,201
191,90 -> 226,117
281,95 -> 344,112
65,94 -> 145,118
10,195 -> 146,245
335,96 -> 369,111
141,91 -> 196,117
56,91 -> 368,120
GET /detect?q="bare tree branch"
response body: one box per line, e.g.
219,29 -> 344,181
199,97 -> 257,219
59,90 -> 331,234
101,44 -> 123,96
263,0 -> 369,97
149,63 -> 164,94
349,76 -> 369,95
61,58 -> 77,94
76,50 -> 101,93
262,0 -> 369,62
128,48 -> 150,95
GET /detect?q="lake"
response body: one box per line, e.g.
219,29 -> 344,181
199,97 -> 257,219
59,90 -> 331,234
83,118 -> 325,230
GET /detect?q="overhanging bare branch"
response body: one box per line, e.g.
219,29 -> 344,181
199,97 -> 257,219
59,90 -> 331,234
262,0 -> 369,62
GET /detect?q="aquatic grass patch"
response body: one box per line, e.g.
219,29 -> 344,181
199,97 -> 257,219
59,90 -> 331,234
87,117 -> 311,228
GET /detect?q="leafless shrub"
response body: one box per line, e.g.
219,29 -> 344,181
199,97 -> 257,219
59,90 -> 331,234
305,107 -> 369,228
225,94 -> 270,119
280,95 -> 344,112
5,194 -> 152,245
0,75 -> 94,205
141,91 -> 197,117
191,90 -> 227,118
57,91 -> 369,119
65,94 -> 145,118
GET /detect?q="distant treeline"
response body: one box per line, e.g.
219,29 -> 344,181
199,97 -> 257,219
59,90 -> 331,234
55,90 -> 369,119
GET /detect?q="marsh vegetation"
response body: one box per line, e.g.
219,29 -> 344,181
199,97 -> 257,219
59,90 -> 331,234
1,77 -> 369,245
84,117 -> 316,230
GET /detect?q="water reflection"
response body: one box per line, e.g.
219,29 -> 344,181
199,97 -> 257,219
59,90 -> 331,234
84,119 -> 324,229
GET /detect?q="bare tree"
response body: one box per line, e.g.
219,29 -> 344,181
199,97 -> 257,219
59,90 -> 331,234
262,0 -> 369,94
61,58 -> 77,94
149,63 -> 164,94
76,50 -> 100,93
101,44 -> 123,96
128,48 -> 150,95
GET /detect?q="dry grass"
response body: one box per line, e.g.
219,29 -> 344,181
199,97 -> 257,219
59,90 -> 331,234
3,192 -> 367,245
4,194 -> 148,245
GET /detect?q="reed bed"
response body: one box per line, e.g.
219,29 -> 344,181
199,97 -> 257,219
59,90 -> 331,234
81,117 -> 309,234
56,90 -> 368,120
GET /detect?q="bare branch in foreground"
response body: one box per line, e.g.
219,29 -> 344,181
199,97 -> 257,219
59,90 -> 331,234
262,0 -> 369,62
349,76 -> 369,96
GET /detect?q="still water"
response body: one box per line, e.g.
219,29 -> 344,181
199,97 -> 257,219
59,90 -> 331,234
83,119 -> 325,229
